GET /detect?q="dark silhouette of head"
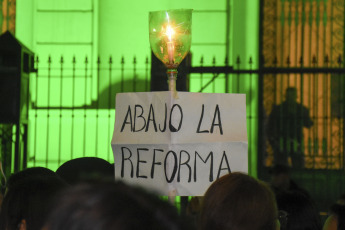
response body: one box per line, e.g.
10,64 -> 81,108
6,167 -> 58,190
269,164 -> 291,192
0,167 -> 67,230
324,193 -> 345,230
276,191 -> 322,230
56,157 -> 114,185
199,172 -> 278,230
44,181 -> 194,230
285,87 -> 297,103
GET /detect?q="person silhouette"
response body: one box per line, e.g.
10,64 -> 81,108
267,87 -> 313,168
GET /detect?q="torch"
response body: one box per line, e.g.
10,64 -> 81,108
149,9 -> 192,93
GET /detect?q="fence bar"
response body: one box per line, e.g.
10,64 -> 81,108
95,57 -> 100,157
58,56 -> 63,165
108,56 -> 113,161
33,56 -> 39,166
71,56 -> 76,160
46,56 -> 51,167
145,57 -> 149,91
83,57 -> 88,156
121,57 -> 124,92
133,56 -> 137,92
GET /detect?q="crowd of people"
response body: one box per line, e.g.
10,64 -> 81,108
0,158 -> 343,230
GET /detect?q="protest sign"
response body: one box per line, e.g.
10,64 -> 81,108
111,91 -> 247,196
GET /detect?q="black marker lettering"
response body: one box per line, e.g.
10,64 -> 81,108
159,103 -> 167,132
169,104 -> 183,132
145,104 -> 157,132
194,151 -> 213,182
164,150 -> 178,183
197,104 -> 209,133
151,149 -> 163,178
121,147 -> 133,178
210,104 -> 223,135
217,151 -> 231,179
177,150 -> 191,182
120,106 -> 133,132
133,105 -> 146,132
136,148 -> 148,178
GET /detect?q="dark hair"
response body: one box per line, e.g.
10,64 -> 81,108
6,167 -> 58,189
329,193 -> 345,230
269,164 -> 290,175
199,172 -> 278,230
0,168 -> 67,230
276,191 -> 322,230
44,181 -> 194,230
56,157 -> 114,184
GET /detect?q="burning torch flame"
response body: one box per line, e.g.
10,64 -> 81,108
166,25 -> 175,41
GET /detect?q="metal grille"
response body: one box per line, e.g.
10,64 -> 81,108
260,0 -> 345,212
261,0 -> 345,170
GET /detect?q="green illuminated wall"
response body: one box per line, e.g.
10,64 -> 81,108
15,0 -> 259,176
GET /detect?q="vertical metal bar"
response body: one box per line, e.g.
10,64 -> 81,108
108,56 -> 113,161
273,57 -> 278,104
339,56 -> 345,170
133,56 -> 137,92
200,56 -> 204,90
323,55 -> 329,167
288,0 -> 292,70
33,56 -> 39,167
24,58 -> 31,171
311,55 -> 316,195
299,56 -> 305,160
279,0 -> 286,164
248,57 -> 253,171
23,124 -> 28,169
83,56 -> 88,156
330,0 -> 333,66
58,56 -> 63,166
58,56 -> 63,165
300,2 -> 306,161
121,56 -> 125,92
225,0 -> 230,93
315,0 -> 321,168
71,56 -> 76,160
95,56 -> 100,157
224,57 -> 229,93
308,1 -> 315,192
212,57 -> 216,93
307,0 -> 313,160
329,0 -> 334,169
236,56 -> 241,93
6,0 -> 9,30
339,1 -> 345,172
14,121 -> 20,172
145,57 -> 149,91
323,0 -> 328,167
46,56 -> 51,167
313,55 -> 319,167
280,0 -> 286,68
258,0 -> 264,175
294,0 -> 299,70
310,54 -> 315,169
293,0 -> 298,93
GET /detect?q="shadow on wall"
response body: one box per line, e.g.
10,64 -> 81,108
31,53 -> 191,110
31,78 -> 149,110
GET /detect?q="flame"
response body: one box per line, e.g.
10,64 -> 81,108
166,25 -> 175,41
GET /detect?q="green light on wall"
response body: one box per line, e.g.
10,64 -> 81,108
15,0 -> 260,177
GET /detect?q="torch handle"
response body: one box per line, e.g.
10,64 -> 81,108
167,69 -> 177,92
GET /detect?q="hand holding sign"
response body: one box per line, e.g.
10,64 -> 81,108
111,91 -> 247,196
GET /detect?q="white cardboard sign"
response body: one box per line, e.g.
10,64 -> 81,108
111,91 -> 248,196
